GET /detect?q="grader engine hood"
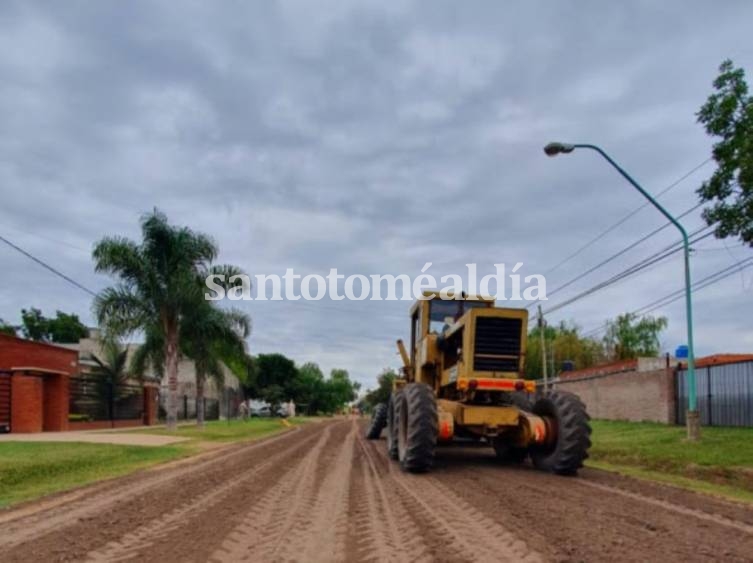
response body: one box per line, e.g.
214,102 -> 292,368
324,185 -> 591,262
438,307 -> 529,389
468,309 -> 526,375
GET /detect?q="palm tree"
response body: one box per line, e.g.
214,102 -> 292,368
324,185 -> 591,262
93,209 -> 243,430
90,339 -> 131,419
131,302 -> 251,427
182,304 -> 251,427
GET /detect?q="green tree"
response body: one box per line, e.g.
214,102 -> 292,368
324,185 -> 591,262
0,318 -> 16,337
20,308 -> 48,340
132,302 -> 251,426
321,369 -> 359,414
20,308 -> 88,343
253,353 -> 299,409
181,304 -> 250,427
602,313 -> 667,360
697,59 -> 753,246
294,362 -> 326,415
93,209 -> 242,430
525,322 -> 603,378
363,369 -> 397,409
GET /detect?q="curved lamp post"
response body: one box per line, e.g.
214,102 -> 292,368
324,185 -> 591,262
543,142 -> 700,440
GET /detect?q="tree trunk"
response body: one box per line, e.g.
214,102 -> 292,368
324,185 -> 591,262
165,324 -> 179,431
196,370 -> 206,428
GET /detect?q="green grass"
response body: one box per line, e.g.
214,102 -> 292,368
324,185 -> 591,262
0,442 -> 191,508
589,420 -> 753,501
0,418 -> 312,509
126,417 -> 310,443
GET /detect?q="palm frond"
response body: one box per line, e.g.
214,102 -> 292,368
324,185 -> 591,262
93,285 -> 148,337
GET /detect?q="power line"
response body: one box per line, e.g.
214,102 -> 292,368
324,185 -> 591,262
534,227 -> 714,320
530,201 -> 707,308
0,234 -> 97,297
581,256 -> 753,338
542,158 -> 712,277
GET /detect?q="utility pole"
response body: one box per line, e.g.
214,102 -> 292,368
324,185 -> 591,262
550,340 -> 556,378
538,305 -> 548,392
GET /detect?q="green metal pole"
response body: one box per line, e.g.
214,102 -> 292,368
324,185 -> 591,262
571,144 -> 698,437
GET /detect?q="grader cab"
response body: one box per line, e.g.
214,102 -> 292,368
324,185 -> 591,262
366,290 -> 591,474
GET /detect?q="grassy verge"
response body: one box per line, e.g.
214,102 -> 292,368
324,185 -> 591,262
0,417 -> 311,509
0,442 -> 191,508
589,420 -> 753,502
127,417 -> 311,443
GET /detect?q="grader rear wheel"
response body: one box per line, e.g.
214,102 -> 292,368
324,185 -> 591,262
396,383 -> 437,473
530,391 -> 591,475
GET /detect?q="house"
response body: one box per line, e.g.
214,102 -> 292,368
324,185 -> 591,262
0,334 -> 77,432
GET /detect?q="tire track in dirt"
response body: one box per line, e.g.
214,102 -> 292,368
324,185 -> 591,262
0,426 -> 305,551
275,420 -> 355,561
347,431 -> 429,562
361,433 -> 544,563
85,427 -> 330,562
209,422 -> 345,562
577,478 -> 753,535
6,418 -> 753,563
424,443 -> 753,562
1,423 -> 330,562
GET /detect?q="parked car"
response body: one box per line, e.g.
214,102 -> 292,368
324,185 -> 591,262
249,401 -> 271,417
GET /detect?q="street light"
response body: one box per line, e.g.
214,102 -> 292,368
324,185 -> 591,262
544,142 -> 700,440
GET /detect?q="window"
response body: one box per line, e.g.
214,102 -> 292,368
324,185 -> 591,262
428,299 -> 489,333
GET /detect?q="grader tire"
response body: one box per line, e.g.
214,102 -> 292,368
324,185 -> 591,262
530,391 -> 591,476
397,383 -> 438,473
386,392 -> 401,459
365,403 -> 388,439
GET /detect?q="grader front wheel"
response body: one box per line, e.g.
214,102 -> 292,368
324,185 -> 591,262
530,391 -> 591,475
386,391 -> 401,459
365,403 -> 388,439
396,383 -> 438,473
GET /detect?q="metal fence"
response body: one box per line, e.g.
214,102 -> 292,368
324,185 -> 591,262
158,393 -> 220,421
0,371 -> 10,432
69,375 -> 144,422
676,361 -> 753,427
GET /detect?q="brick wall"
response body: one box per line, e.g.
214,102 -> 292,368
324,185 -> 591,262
43,374 -> 69,431
0,334 -> 79,374
553,367 -> 676,423
143,385 -> 158,425
11,375 -> 44,432
1,335 -> 78,432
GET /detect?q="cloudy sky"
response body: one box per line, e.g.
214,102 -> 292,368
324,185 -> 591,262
1,1 -> 752,390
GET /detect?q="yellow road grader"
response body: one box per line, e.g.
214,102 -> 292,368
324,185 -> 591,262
366,290 -> 591,474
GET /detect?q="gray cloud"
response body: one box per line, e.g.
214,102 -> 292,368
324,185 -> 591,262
1,0 -> 752,389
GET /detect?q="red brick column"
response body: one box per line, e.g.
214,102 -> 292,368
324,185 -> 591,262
11,374 -> 43,433
143,384 -> 158,426
43,373 -> 69,432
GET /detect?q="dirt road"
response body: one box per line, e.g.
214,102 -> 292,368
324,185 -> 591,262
1,419 -> 752,562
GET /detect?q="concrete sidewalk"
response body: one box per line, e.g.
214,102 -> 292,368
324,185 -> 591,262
0,430 -> 188,447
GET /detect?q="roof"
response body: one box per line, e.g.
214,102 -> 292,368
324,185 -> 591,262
0,333 -> 81,354
683,354 -> 753,369
10,367 -> 69,376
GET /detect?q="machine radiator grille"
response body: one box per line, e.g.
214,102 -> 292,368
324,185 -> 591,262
473,317 -> 522,372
